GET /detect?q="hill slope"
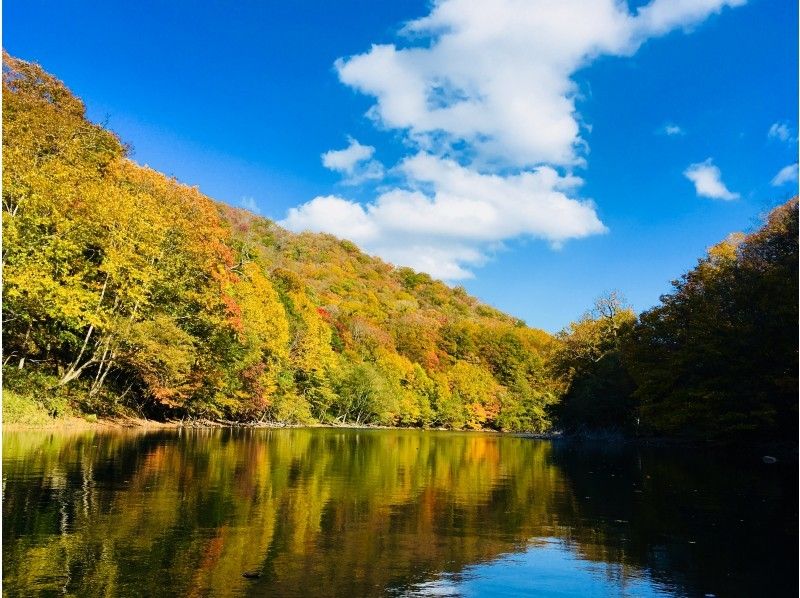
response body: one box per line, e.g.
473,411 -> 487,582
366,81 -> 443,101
1,53 -> 559,430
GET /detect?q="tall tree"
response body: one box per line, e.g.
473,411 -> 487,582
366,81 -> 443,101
551,292 -> 638,433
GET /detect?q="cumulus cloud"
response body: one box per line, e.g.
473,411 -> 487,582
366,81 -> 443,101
684,159 -> 739,200
321,137 -> 384,184
283,195 -> 378,241
771,163 -> 798,187
336,0 -> 743,168
284,0 -> 745,279
285,153 -> 604,278
767,122 -> 794,143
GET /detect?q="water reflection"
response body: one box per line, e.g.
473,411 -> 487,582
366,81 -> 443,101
2,429 -> 796,597
400,538 -> 674,597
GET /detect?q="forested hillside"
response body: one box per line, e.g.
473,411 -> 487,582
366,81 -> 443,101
2,53 -> 796,440
1,53 -> 559,431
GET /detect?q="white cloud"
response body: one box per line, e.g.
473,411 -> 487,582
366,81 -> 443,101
684,159 -> 739,200
661,123 -> 685,136
633,0 -> 745,37
336,0 -> 743,168
283,153 -> 606,279
767,122 -> 794,143
283,195 -> 378,241
321,137 -> 384,184
284,0 -> 745,279
240,196 -> 260,213
771,163 -> 798,187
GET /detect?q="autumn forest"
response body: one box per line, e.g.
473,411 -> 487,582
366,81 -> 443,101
2,53 -> 797,441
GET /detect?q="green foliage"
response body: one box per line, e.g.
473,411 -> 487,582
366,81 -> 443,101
2,389 -> 53,425
118,315 -> 197,404
331,362 -> 391,425
551,293 -> 638,433
552,202 -> 798,441
624,200 -> 798,440
2,368 -> 71,421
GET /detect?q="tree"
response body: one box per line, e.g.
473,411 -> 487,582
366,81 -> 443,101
551,292 -> 638,433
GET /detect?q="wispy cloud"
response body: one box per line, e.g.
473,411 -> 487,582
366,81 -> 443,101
684,159 -> 739,200
283,0 -> 746,279
321,137 -> 384,185
767,121 -> 794,143
771,163 -> 798,187
660,123 -> 685,136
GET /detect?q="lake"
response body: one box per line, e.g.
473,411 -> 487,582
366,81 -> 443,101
2,428 -> 796,596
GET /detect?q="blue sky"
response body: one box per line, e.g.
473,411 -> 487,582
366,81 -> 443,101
4,0 -> 797,331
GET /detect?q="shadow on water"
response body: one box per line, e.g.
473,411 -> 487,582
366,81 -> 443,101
2,429 -> 796,597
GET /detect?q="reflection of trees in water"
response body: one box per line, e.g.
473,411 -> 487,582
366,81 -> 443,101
550,442 -> 797,598
2,431 -> 795,597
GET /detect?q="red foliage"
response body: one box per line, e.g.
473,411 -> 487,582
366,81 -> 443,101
424,350 -> 441,371
221,293 -> 244,334
242,362 -> 269,404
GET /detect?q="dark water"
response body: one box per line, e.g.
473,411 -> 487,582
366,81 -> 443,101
2,429 -> 796,597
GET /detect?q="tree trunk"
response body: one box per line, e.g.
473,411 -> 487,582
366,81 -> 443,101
58,274 -> 109,387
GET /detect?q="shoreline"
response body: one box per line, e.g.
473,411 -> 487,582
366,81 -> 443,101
3,418 -> 795,456
2,416 -> 514,434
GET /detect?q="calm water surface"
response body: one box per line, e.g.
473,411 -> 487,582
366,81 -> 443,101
2,429 -> 796,597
